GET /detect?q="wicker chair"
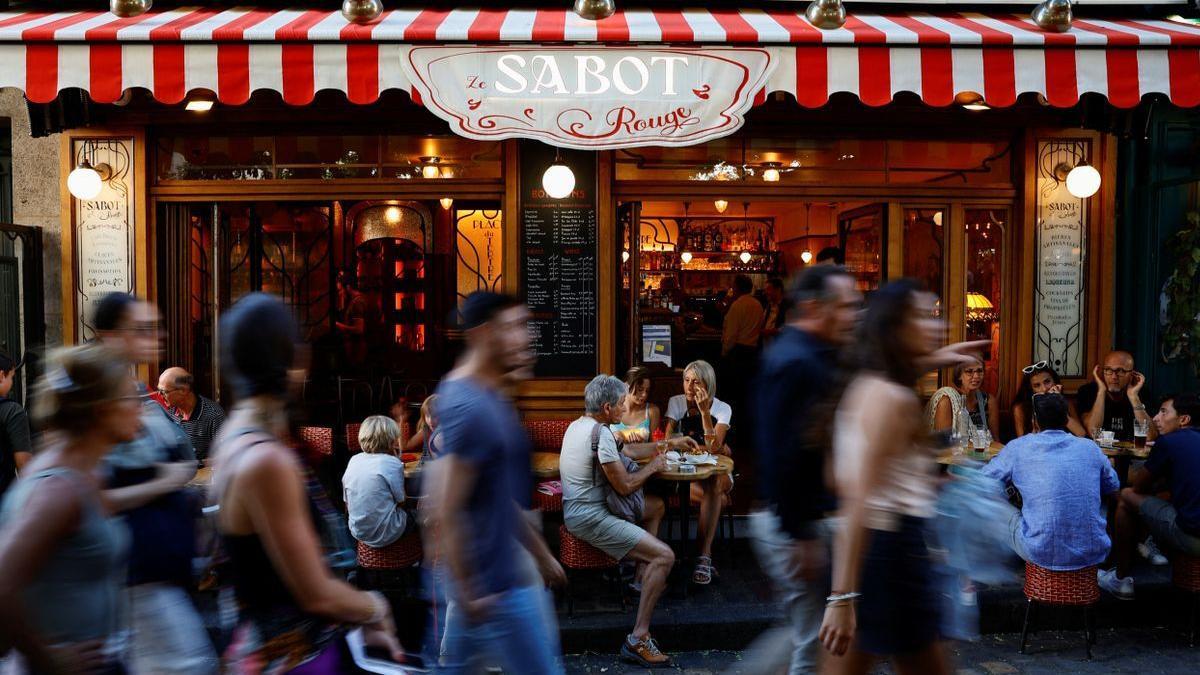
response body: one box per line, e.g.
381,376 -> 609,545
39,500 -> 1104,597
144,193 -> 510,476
345,423 -> 362,454
525,419 -> 572,454
298,426 -> 333,456
1020,562 -> 1099,659
355,530 -> 423,593
1172,554 -> 1200,647
559,525 -> 626,617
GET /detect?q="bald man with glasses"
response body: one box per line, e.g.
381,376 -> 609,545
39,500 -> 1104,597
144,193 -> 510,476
1076,351 -> 1157,443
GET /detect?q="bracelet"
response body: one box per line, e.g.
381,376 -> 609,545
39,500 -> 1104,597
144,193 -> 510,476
1133,404 -> 1146,412
364,591 -> 388,625
826,592 -> 861,604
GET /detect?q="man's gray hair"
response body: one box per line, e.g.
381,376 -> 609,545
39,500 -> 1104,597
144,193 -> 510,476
584,374 -> 628,414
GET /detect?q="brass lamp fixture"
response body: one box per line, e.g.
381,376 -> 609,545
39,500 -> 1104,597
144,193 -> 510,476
1032,0 -> 1073,33
342,0 -> 384,25
806,0 -> 847,30
111,0 -> 152,17
574,0 -> 616,21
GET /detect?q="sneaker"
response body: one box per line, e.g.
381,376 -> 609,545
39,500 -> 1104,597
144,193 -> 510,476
1097,568 -> 1135,600
1138,537 -> 1169,566
621,634 -> 671,668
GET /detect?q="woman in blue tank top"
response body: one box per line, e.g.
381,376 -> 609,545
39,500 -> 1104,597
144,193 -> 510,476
611,366 -> 661,444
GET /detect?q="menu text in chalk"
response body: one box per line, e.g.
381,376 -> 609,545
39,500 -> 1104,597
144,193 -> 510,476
519,141 -> 599,377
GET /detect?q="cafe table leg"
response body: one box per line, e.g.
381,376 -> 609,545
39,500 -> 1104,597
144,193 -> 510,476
676,481 -> 691,598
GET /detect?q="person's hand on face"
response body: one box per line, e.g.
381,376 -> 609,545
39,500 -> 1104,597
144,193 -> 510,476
694,383 -> 713,414
1093,364 -> 1107,389
1128,371 -> 1146,400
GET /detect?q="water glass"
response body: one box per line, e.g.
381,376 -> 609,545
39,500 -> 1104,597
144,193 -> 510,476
972,426 -> 990,451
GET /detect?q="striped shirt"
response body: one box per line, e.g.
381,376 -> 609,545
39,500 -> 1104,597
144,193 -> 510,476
171,395 -> 226,462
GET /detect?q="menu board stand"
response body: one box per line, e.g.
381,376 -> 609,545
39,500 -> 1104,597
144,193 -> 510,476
519,141 -> 599,378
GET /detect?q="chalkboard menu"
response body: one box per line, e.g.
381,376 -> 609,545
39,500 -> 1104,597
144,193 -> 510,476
520,141 -> 599,378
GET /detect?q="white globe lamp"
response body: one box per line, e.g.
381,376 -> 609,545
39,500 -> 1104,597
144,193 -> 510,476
1066,164 -> 1101,199
542,159 -> 575,199
67,162 -> 104,200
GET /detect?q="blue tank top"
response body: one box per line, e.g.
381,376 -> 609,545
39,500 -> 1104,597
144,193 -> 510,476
611,406 -> 652,441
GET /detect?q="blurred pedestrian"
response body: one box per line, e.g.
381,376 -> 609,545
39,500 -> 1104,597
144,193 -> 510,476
157,367 -> 226,464
747,265 -> 860,674
0,345 -> 140,673
432,291 -> 566,674
212,293 -> 403,672
820,280 -> 986,674
0,352 -> 32,499
92,293 -> 216,674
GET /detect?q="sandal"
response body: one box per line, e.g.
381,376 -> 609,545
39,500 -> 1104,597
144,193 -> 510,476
692,555 -> 716,585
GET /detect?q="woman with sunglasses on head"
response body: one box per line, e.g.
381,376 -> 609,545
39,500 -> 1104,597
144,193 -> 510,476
1011,362 -> 1087,438
924,356 -> 1000,442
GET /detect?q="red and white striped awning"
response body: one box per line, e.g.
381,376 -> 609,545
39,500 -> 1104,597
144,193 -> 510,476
2,6 -> 1200,108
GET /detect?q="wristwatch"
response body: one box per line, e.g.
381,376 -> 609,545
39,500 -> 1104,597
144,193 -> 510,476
1133,404 -> 1146,412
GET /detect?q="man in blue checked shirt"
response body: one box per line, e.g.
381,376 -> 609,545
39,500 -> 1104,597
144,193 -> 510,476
981,392 -> 1120,571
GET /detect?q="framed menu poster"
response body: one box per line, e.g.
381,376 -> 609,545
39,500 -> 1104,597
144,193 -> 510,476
519,141 -> 599,378
1033,140 -> 1089,378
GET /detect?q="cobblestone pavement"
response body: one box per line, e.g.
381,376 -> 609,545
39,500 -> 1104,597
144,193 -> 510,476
564,627 -> 1199,674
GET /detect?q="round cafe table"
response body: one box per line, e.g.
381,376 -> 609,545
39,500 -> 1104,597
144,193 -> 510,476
532,452 -> 561,479
649,454 -> 734,591
1098,441 -> 1150,486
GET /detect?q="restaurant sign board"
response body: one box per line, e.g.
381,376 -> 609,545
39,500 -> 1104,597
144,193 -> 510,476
402,46 -> 776,150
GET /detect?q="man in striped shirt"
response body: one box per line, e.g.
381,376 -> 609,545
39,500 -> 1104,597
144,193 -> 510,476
158,367 -> 226,464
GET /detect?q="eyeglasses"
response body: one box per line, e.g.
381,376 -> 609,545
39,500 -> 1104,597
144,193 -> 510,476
962,368 -> 985,376
1102,367 -> 1132,377
1022,361 -> 1048,374
156,387 -> 178,396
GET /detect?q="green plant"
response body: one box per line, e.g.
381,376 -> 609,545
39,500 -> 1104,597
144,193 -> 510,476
1160,211 -> 1200,374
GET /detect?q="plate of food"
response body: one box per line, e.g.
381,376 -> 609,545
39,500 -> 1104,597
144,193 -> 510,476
682,452 -> 718,466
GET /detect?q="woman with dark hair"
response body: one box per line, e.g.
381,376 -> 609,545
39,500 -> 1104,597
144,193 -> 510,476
0,345 -> 142,674
612,367 -> 662,444
819,280 -> 986,674
211,293 -> 403,673
1011,363 -> 1087,437
924,356 -> 1001,441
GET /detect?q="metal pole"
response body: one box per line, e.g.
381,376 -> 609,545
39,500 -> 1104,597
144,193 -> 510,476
212,203 -> 221,404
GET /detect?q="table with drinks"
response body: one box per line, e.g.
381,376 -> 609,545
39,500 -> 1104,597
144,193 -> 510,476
937,424 -> 1002,466
1094,421 -> 1153,486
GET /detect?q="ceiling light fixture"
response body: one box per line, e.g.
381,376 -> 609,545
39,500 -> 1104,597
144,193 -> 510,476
805,0 -> 846,30
341,0 -> 384,25
574,0 -> 616,21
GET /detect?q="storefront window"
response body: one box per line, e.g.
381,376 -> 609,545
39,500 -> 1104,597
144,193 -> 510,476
455,209 -> 504,308
965,208 -> 1006,395
903,207 -> 946,298
155,134 -> 501,182
616,135 -> 1011,186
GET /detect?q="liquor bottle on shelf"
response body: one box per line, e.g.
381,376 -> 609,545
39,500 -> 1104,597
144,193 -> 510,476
714,230 -> 724,251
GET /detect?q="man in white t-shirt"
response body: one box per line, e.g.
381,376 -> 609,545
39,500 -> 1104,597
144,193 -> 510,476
560,375 -> 697,668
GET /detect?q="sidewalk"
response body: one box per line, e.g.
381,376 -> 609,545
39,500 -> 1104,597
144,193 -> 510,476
565,627 -> 1198,673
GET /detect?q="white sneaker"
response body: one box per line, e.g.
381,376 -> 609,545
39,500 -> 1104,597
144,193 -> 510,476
1138,537 -> 1169,565
1097,568 -> 1135,600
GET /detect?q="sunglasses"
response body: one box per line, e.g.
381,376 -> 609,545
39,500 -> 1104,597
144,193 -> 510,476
1022,361 -> 1048,374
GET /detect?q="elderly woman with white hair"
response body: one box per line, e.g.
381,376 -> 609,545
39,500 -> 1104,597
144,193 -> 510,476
342,415 -> 413,548
664,359 -> 733,586
559,375 -> 698,668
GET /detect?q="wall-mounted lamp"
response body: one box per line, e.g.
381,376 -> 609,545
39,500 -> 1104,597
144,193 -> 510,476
439,197 -> 454,210
805,0 -> 846,30
342,0 -> 384,24
420,156 -> 441,179
955,91 -> 990,111
622,250 -> 630,263
680,251 -> 693,264
574,0 -> 615,21
739,251 -> 753,264
713,199 -> 728,214
801,249 -> 814,264
542,151 -> 575,199
762,162 -> 781,183
1055,162 -> 1101,199
67,156 -> 112,201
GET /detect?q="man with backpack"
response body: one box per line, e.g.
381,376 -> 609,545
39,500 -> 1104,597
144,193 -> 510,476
560,374 -> 698,668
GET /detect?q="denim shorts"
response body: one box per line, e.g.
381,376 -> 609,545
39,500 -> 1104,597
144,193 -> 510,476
1140,497 -> 1200,556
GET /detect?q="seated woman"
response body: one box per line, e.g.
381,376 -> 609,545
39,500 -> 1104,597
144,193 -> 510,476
1011,362 -> 1087,437
342,415 -> 412,549
404,395 -> 441,460
664,360 -> 733,586
925,356 -> 1001,440
612,366 -> 662,444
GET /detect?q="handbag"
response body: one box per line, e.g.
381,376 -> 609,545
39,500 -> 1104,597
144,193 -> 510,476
590,421 -> 644,523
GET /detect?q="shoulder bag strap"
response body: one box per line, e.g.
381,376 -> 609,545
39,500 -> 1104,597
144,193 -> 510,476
590,419 -> 604,487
